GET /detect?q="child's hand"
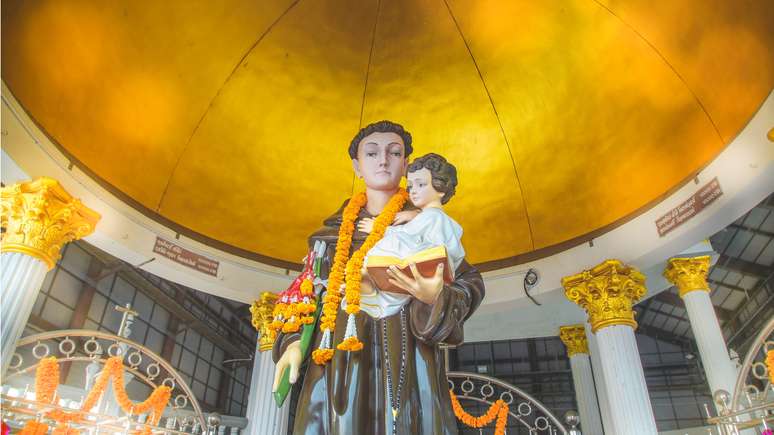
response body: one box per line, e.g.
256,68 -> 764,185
357,217 -> 374,233
393,210 -> 419,225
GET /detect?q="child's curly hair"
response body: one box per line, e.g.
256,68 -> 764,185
407,153 -> 458,204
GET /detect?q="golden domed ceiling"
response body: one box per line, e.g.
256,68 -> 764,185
2,1 -> 773,270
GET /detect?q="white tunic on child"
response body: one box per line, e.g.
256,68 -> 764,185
359,207 -> 465,319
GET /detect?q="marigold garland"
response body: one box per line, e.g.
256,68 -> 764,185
767,350 -> 774,384
32,356 -> 171,434
449,389 -> 508,435
19,421 -> 48,435
311,189 -> 408,363
34,356 -> 59,404
319,193 -> 367,330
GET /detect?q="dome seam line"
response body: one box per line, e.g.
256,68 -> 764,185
155,0 -> 303,213
588,0 -> 724,144
352,0 -> 383,196
442,0 -> 536,250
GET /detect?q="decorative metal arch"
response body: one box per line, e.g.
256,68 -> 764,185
729,315 -> 773,411
2,329 -> 208,433
447,371 -> 572,434
705,315 -> 774,434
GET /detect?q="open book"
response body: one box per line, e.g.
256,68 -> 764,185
365,245 -> 454,295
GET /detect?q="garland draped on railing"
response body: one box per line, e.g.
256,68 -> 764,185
449,389 -> 509,435
20,356 -> 171,435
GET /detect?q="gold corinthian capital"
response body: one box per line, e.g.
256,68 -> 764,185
1,177 -> 100,269
562,260 -> 647,333
250,292 -> 279,351
663,255 -> 710,298
559,325 -> 588,357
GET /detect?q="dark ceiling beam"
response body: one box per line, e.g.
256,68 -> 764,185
168,281 -> 253,333
728,223 -> 774,239
80,241 -> 256,350
708,279 -> 752,295
636,297 -> 689,325
652,290 -> 732,322
634,298 -> 694,348
120,271 -> 250,357
456,354 -> 573,366
726,281 -> 774,350
729,300 -> 774,353
234,304 -> 253,319
652,290 -> 684,308
714,255 -> 772,280
28,314 -> 58,332
635,322 -> 693,348
78,242 -> 250,358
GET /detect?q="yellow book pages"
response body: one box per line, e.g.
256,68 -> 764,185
366,245 -> 448,268
366,246 -> 453,295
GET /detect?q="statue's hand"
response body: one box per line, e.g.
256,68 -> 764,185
393,210 -> 419,225
357,217 -> 374,234
387,262 -> 444,305
272,341 -> 302,392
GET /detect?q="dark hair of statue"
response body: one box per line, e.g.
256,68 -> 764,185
348,120 -> 414,160
407,153 -> 458,204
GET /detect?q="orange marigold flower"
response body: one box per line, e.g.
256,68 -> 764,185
336,336 -> 365,352
312,348 -> 335,365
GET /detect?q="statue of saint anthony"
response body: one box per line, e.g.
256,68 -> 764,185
272,120 -> 485,434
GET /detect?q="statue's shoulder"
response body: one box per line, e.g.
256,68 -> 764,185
321,198 -> 349,228
308,198 -> 349,247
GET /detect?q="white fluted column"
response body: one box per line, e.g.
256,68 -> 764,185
560,325 -> 604,435
586,323 -> 615,434
244,350 -> 290,435
594,325 -> 657,434
245,293 -> 288,435
564,260 -> 657,435
1,253 -> 48,375
664,256 -> 737,398
1,177 -> 100,378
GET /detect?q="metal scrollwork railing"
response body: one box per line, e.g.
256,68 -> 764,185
447,371 -> 579,434
1,329 -> 210,433
707,315 -> 774,434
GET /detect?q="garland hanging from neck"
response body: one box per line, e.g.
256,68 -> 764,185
312,189 -> 408,365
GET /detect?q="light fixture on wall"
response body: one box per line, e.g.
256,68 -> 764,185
523,268 -> 541,306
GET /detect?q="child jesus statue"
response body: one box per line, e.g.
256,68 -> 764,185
357,152 -> 465,319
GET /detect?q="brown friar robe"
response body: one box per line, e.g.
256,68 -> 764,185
273,199 -> 485,435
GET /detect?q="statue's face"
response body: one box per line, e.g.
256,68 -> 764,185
352,132 -> 408,191
407,168 -> 444,208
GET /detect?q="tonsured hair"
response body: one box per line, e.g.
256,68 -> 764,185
348,120 -> 413,159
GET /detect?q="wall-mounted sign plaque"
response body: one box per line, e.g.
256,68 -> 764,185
656,177 -> 723,237
153,237 -> 219,277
